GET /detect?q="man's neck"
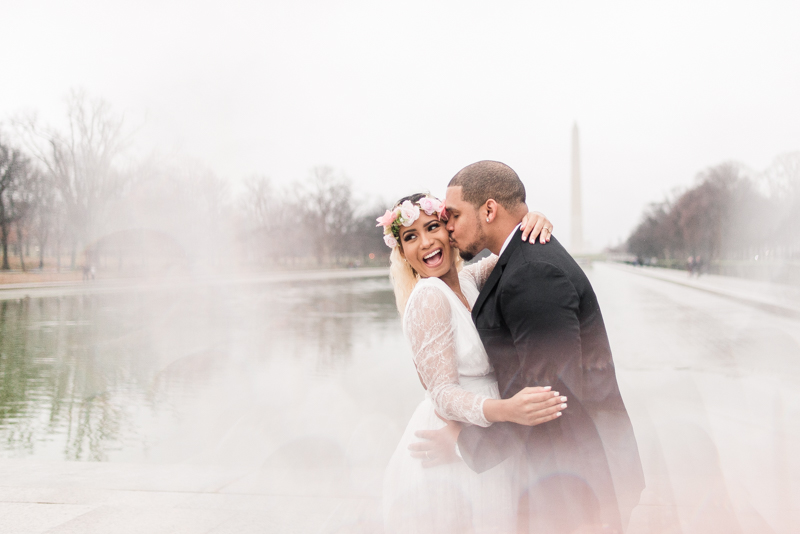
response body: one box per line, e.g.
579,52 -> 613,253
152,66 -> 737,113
488,220 -> 522,255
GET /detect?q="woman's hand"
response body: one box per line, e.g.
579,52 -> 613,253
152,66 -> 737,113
484,386 -> 566,426
520,211 -> 553,244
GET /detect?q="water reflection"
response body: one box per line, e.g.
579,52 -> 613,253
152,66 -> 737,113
0,275 -> 405,463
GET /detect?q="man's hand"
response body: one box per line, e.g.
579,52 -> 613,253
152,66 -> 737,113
408,417 -> 462,468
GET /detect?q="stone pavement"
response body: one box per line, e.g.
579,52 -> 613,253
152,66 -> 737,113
595,263 -> 800,534
0,458 -> 365,533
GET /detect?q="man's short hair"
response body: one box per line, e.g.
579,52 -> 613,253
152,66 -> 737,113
448,160 -> 526,209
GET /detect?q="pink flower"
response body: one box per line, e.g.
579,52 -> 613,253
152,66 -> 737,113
438,199 -> 449,221
383,234 -> 398,248
376,209 -> 397,228
399,200 -> 420,227
418,196 -> 441,216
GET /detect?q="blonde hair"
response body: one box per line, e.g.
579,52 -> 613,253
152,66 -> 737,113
389,244 -> 464,316
389,246 -> 418,316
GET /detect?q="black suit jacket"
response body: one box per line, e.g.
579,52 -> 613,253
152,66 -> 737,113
458,232 -> 645,527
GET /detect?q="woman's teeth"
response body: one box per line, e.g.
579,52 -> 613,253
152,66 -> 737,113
423,249 -> 442,265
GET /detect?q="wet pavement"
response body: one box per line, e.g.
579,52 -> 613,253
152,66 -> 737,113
0,263 -> 797,533
597,263 -> 800,533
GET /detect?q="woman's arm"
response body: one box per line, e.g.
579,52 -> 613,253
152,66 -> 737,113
406,285 -> 492,427
405,285 -> 567,427
460,254 -> 499,291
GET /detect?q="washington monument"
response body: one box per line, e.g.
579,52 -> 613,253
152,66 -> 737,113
571,122 -> 584,253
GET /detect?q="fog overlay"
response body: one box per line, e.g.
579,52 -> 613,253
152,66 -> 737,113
0,2 -> 799,533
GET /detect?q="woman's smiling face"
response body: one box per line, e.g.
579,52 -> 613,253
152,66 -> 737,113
398,211 -> 456,279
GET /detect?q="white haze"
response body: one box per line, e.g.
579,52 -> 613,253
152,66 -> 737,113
2,0 -> 799,250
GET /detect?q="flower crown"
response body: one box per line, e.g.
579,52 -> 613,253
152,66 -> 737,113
376,195 -> 447,248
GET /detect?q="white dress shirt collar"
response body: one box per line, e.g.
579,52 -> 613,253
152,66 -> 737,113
498,223 -> 522,258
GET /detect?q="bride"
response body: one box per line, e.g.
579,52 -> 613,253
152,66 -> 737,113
378,193 -> 566,533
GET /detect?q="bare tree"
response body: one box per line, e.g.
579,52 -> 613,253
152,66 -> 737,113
238,175 -> 286,264
626,159 -> 794,269
347,200 -> 392,262
10,168 -> 38,271
301,166 -> 354,264
13,89 -> 130,269
235,168 -> 396,268
240,174 -> 274,230
627,200 -> 675,263
22,168 -> 56,270
0,140 -> 32,270
764,152 -> 800,257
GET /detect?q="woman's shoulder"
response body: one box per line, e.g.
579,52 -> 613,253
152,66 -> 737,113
407,277 -> 449,303
404,278 -> 452,319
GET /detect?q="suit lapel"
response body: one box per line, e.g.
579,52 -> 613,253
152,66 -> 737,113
471,228 -> 524,323
471,260 -> 503,323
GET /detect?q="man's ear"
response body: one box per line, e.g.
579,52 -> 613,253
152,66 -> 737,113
485,199 -> 498,223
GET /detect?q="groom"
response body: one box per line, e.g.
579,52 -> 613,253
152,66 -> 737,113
414,161 -> 644,533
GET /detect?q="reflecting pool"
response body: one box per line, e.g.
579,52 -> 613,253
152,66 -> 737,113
0,274 -> 417,466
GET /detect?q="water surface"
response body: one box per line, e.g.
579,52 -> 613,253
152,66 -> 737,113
0,274 -> 416,464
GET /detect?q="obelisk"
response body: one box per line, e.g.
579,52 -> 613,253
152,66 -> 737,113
570,122 -> 584,254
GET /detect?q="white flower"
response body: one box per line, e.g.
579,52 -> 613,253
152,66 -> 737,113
400,200 -> 420,227
384,234 -> 398,248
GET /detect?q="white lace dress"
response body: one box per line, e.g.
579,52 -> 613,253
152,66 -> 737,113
383,256 -> 518,534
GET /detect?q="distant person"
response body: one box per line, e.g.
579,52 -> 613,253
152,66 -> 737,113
687,256 -> 695,276
379,194 -> 562,533
408,161 -> 645,533
82,263 -> 96,281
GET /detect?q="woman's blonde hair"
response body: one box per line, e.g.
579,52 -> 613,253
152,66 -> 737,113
385,192 -> 464,315
389,246 -> 419,316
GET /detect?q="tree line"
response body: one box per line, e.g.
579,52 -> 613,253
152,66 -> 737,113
0,90 -> 390,276
626,155 -> 800,273
237,167 -> 389,268
7,90 -> 798,278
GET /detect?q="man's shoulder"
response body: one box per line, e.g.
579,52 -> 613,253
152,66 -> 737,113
500,237 -> 589,294
505,238 -> 570,273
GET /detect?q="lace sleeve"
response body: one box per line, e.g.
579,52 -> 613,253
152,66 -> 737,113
460,254 -> 499,291
404,284 -> 492,427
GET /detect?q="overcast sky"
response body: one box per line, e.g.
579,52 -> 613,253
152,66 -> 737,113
2,0 -> 799,250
